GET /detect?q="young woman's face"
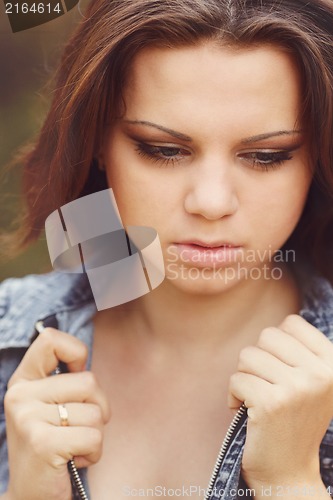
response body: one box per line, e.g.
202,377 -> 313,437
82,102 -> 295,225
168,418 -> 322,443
102,43 -> 312,295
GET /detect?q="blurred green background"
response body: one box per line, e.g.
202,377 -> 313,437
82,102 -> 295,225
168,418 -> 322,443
0,0 -> 89,281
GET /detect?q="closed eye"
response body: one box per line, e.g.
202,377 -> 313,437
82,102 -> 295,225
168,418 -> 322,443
238,150 -> 296,171
135,142 -> 191,166
135,141 -> 300,171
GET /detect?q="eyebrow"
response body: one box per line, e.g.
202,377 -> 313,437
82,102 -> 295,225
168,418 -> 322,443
123,120 -> 192,142
241,130 -> 303,144
123,120 -> 303,144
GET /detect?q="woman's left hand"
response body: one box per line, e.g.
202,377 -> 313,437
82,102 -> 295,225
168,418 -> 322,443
228,314 -> 333,494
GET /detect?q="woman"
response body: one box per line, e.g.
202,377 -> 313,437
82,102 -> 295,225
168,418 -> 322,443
1,0 -> 333,499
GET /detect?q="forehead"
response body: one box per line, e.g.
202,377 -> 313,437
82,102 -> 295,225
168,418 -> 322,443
122,42 -> 302,136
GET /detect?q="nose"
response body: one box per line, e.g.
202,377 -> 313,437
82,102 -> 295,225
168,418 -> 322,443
184,158 -> 239,220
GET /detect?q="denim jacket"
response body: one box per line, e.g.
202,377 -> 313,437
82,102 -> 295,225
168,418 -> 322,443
1,271 -> 333,499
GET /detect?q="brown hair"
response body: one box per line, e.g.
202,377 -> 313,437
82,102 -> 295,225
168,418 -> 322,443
7,0 -> 333,281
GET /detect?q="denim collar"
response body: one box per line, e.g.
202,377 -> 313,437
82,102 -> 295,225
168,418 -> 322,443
0,272 -> 95,349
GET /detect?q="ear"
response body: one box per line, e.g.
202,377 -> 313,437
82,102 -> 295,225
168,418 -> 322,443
95,151 -> 106,171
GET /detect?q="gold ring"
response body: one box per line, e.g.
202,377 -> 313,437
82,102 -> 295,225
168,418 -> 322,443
57,404 -> 69,426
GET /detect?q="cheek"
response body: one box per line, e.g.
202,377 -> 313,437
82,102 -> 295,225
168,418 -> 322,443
105,140 -> 183,225
104,145 -> 145,215
250,173 -> 311,248
105,160 -> 172,227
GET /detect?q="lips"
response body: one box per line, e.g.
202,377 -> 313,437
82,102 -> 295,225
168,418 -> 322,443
170,240 -> 243,267
175,240 -> 241,249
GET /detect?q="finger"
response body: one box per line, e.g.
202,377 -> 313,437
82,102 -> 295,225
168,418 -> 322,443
56,426 -> 103,466
228,392 -> 243,411
12,372 -> 111,423
228,372 -> 272,410
34,424 -> 104,467
279,314 -> 333,362
257,327 -> 321,368
9,328 -> 88,385
237,345 -> 294,384
47,402 -> 106,428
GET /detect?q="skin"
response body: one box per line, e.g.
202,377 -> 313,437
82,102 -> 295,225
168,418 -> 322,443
3,43 -> 333,500
103,42 -> 312,298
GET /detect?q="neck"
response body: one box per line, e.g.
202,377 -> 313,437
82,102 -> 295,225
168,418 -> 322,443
102,264 -> 301,355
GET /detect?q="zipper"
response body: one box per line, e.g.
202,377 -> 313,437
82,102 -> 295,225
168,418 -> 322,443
34,319 -> 90,500
204,403 -> 248,500
68,460 -> 89,500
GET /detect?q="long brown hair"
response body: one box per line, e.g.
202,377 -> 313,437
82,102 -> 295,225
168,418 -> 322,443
6,0 -> 333,281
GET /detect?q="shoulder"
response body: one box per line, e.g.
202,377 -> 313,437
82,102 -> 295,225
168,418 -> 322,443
0,272 -> 66,316
300,275 -> 333,342
0,271 -> 92,349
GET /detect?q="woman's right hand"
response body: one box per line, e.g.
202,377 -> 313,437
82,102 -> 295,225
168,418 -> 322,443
3,327 -> 110,500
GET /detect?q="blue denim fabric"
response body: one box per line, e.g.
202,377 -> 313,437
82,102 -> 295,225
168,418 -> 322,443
0,271 -> 333,498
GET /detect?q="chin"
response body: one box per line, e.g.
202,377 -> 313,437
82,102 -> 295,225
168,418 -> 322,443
164,266 -> 245,296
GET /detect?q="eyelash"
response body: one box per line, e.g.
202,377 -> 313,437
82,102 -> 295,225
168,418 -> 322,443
242,151 -> 293,171
135,142 -> 294,171
135,143 -> 188,167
